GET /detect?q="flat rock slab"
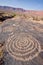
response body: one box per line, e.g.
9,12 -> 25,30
0,19 -> 43,65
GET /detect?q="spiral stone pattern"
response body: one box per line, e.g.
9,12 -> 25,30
6,32 -> 41,61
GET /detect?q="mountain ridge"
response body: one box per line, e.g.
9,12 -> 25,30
0,6 -> 43,16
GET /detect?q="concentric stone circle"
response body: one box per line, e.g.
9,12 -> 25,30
6,32 -> 41,61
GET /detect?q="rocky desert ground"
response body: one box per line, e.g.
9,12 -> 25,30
0,6 -> 43,65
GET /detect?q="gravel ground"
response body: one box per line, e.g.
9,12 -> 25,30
0,19 -> 43,65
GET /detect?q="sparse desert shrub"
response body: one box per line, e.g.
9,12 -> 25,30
33,16 -> 40,21
23,14 -> 26,18
41,17 -> 43,20
13,13 -> 16,17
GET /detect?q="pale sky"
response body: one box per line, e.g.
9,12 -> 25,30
0,0 -> 43,10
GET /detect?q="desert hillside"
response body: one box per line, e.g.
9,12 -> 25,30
0,6 -> 43,24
